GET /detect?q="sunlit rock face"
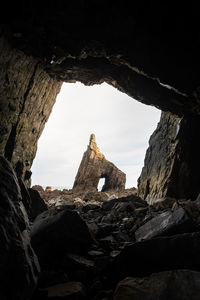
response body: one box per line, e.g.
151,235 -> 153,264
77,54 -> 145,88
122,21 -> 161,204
0,37 -> 62,186
138,111 -> 200,203
73,134 -> 126,192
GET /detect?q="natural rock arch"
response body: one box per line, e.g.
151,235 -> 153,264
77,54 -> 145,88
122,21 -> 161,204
73,134 -> 126,192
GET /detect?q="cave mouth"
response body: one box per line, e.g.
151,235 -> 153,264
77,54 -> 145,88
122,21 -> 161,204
31,81 -> 161,190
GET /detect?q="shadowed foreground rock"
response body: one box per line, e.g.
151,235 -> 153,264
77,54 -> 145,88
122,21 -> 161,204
31,207 -> 96,268
0,156 -> 40,300
114,270 -> 200,300
73,134 -> 126,192
107,232 -> 200,283
28,188 -> 48,221
135,206 -> 194,241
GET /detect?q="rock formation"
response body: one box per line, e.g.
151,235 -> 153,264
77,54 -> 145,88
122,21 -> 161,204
1,3 -> 200,299
138,112 -> 200,203
0,36 -> 62,186
73,134 -> 126,192
0,156 -> 40,300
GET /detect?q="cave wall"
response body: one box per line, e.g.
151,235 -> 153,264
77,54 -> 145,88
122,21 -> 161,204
0,36 -> 62,185
1,3 -> 200,300
0,2 -> 200,200
138,112 -> 200,203
0,156 -> 40,300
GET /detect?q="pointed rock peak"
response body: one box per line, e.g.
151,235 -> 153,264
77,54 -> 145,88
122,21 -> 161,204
89,133 -> 100,152
73,133 -> 126,191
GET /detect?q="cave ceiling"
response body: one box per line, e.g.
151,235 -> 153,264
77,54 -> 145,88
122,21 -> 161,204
1,1 -> 200,116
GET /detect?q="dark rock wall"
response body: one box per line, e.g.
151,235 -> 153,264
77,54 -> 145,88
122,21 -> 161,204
0,156 -> 40,300
138,112 -> 200,202
1,3 -> 200,116
0,36 -> 62,185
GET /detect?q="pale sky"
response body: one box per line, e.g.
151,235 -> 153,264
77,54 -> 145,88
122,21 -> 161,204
31,82 -> 161,189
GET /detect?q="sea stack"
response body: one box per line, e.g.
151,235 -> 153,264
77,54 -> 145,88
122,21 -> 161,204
73,134 -> 126,192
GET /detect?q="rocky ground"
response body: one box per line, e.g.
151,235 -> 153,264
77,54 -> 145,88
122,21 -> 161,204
29,185 -> 200,299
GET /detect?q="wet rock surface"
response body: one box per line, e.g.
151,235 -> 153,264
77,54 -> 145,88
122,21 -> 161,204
135,206 -> 194,241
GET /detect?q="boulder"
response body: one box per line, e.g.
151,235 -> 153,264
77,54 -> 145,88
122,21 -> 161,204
73,134 -> 126,192
114,270 -> 200,300
28,188 -> 48,221
135,207 -> 193,241
32,185 -> 45,193
46,281 -> 86,299
107,232 -> 200,283
102,194 -> 147,211
0,156 -> 40,300
45,186 -> 53,192
30,207 -> 96,268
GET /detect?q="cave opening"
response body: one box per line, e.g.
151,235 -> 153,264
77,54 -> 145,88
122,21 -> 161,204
1,3 -> 200,299
31,81 -> 161,191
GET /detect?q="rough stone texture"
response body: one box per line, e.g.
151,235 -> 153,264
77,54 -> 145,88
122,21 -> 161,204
138,111 -> 200,202
114,270 -> 200,300
31,206 -> 95,268
107,232 -> 200,283
28,188 -> 48,221
46,281 -> 86,299
0,36 -> 62,185
135,207 -> 192,242
73,134 -> 126,192
0,156 -> 40,300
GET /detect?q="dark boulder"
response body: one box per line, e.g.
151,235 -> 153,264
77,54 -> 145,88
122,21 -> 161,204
135,207 -> 194,241
0,156 -> 40,300
28,188 -> 48,221
102,194 -> 147,211
45,281 -> 86,299
30,207 -> 96,268
114,270 -> 200,300
107,231 -> 200,284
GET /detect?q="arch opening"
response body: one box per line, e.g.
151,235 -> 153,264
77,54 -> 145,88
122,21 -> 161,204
97,177 -> 106,192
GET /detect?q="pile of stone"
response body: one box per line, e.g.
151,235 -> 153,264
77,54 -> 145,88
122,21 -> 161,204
2,153 -> 200,299
29,185 -> 200,299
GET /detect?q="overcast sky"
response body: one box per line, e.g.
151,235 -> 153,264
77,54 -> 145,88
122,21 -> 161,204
31,82 -> 161,189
